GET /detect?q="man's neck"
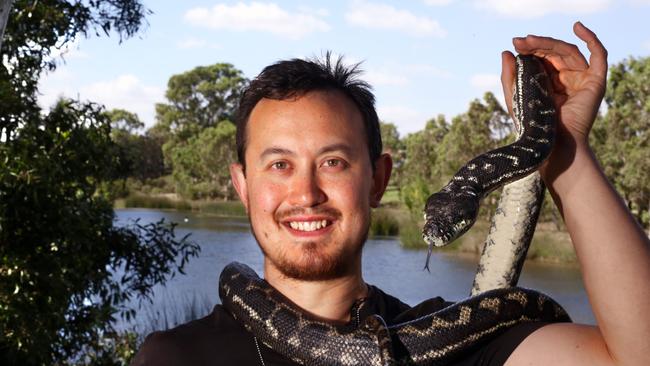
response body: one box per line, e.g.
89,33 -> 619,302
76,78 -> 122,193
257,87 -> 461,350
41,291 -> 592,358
264,264 -> 368,323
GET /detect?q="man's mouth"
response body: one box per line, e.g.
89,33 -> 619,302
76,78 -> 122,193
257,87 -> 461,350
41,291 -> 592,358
287,220 -> 331,232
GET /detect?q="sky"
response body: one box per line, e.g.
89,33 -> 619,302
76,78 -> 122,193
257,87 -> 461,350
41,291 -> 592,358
37,0 -> 650,136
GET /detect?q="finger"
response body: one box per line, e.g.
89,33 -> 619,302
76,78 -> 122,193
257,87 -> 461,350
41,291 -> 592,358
573,21 -> 608,77
513,35 -> 589,71
540,58 -> 566,95
500,51 -> 516,116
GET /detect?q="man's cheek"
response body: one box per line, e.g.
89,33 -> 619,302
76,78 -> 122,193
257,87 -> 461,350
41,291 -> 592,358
251,187 -> 283,216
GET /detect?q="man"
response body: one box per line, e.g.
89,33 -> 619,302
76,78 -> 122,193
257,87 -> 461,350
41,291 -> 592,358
132,22 -> 650,365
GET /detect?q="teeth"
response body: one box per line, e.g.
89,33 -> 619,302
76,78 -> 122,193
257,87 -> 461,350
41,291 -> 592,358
288,220 -> 330,232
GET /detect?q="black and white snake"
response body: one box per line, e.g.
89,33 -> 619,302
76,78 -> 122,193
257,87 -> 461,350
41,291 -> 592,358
219,55 -> 568,365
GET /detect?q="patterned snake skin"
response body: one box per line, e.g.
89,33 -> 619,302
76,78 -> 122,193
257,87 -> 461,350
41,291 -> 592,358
422,55 -> 557,268
218,55 -> 567,365
219,262 -> 570,365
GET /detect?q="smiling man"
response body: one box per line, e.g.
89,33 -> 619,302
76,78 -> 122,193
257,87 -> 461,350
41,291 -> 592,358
132,23 -> 650,366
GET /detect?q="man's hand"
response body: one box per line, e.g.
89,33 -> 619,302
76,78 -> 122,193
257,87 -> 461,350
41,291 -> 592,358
500,21 -> 608,184
500,23 -> 650,366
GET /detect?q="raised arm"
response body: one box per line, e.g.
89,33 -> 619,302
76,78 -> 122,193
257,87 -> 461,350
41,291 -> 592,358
501,22 -> 650,366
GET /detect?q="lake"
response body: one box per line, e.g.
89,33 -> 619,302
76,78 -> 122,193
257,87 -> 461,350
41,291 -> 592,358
115,208 -> 595,334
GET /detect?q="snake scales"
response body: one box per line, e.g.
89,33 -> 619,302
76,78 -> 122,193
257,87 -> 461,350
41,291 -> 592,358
219,55 -> 569,365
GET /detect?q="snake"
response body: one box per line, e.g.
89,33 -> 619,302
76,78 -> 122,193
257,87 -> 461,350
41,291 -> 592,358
219,55 -> 567,365
422,54 -> 557,270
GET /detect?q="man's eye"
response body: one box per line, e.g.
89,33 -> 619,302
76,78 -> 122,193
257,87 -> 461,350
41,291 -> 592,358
324,159 -> 344,168
271,161 -> 288,170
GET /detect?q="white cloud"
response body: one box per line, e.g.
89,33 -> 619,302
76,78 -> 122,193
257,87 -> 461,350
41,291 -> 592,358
406,64 -> 452,79
364,63 -> 451,87
378,105 -> 426,134
38,66 -> 77,109
474,0 -> 612,18
39,71 -> 163,129
176,37 -> 221,50
297,5 -> 330,17
365,69 -> 409,86
177,37 -> 207,49
423,0 -> 453,5
45,37 -> 90,65
184,2 -> 330,40
470,73 -> 506,109
470,73 -> 500,90
345,1 -> 447,38
79,75 -> 164,128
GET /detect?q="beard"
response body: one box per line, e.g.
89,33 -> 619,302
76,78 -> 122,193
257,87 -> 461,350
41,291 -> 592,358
249,206 -> 369,281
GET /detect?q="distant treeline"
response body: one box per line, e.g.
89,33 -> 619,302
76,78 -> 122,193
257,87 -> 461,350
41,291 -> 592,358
113,55 -> 650,233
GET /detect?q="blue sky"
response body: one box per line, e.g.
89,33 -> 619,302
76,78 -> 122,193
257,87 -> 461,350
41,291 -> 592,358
38,0 -> 650,135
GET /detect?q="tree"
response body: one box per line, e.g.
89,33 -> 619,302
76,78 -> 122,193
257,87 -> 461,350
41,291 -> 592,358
0,1 -> 13,47
154,63 -> 248,143
152,63 -> 247,199
379,121 -> 405,186
399,93 -> 511,218
400,115 -> 449,215
106,108 -> 145,136
168,121 -> 237,200
105,109 -> 166,183
595,56 -> 650,231
380,121 -> 403,155
1,0 -> 150,140
1,2 -> 200,365
437,92 -> 509,178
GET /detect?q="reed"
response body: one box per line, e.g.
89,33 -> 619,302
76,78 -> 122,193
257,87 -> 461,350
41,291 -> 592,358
123,194 -> 192,211
369,208 -> 400,237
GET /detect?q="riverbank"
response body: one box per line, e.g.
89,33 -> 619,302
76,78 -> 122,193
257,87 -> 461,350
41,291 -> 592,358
114,193 -> 247,217
115,193 -> 577,264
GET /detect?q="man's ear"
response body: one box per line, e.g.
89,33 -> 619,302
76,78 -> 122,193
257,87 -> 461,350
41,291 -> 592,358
370,153 -> 393,208
230,163 -> 249,212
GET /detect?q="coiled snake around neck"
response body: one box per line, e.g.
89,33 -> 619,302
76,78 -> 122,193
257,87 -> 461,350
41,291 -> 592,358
219,55 -> 570,365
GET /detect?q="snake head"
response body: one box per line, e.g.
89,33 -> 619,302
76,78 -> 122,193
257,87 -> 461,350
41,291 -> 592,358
422,190 -> 480,269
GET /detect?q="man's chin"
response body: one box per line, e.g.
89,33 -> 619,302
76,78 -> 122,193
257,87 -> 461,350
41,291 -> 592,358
271,243 -> 354,281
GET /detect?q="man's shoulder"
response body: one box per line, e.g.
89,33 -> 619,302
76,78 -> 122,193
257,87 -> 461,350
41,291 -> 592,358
130,304 -> 258,366
371,287 -> 550,366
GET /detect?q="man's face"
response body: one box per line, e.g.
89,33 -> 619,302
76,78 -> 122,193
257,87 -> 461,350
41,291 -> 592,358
230,90 -> 390,281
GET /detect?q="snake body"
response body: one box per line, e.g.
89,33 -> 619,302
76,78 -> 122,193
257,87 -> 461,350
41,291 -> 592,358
471,172 -> 545,295
422,55 -> 556,267
220,262 -> 569,366
219,55 -> 565,365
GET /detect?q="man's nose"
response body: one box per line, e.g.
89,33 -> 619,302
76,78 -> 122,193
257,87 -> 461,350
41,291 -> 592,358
287,169 -> 326,207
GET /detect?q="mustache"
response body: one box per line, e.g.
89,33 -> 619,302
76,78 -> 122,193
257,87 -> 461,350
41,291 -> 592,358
275,206 -> 342,221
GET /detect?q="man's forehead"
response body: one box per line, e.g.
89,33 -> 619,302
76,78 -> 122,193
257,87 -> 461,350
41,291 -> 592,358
247,91 -> 364,139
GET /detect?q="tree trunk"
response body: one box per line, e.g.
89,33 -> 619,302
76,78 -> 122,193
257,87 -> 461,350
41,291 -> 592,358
0,0 -> 13,49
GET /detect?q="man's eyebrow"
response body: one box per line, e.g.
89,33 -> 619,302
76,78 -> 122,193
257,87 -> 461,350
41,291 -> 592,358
259,144 -> 354,159
260,147 -> 296,159
317,143 -> 354,156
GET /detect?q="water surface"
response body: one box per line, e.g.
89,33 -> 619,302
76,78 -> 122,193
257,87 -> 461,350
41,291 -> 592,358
116,208 -> 595,332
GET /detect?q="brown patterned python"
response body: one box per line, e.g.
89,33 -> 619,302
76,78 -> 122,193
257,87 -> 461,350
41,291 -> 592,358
219,55 -> 569,365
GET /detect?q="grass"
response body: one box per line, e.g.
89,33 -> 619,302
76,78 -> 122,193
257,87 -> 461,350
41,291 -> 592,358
380,186 -> 401,207
117,194 -> 246,218
527,223 -> 576,263
196,200 -> 247,217
369,208 -> 400,237
138,293 -> 214,336
122,194 -> 192,211
398,217 -> 577,264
